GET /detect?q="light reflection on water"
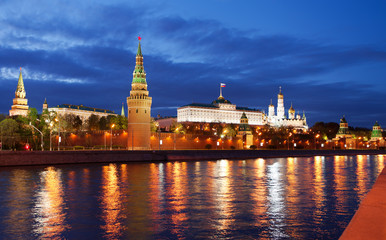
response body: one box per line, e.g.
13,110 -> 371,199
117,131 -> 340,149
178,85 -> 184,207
0,155 -> 385,239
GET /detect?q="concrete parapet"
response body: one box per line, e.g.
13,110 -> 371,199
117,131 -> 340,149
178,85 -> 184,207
1,149 -> 386,167
340,167 -> 386,240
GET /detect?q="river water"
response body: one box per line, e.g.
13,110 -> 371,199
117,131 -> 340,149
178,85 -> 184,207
0,155 -> 385,239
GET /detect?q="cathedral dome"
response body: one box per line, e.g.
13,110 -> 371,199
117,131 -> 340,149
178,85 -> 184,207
289,104 -> 295,113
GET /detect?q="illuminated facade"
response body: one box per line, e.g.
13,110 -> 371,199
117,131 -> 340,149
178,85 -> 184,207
127,38 -> 152,150
370,121 -> 383,141
237,112 -> 254,149
177,93 -> 265,126
48,104 -> 117,121
177,87 -> 308,130
334,116 -> 352,139
267,87 -> 308,130
9,68 -> 29,117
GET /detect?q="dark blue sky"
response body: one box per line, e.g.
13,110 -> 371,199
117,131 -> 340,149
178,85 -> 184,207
1,0 -> 385,127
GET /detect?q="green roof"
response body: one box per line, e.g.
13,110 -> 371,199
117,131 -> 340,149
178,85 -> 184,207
137,41 -> 142,56
56,104 -> 116,114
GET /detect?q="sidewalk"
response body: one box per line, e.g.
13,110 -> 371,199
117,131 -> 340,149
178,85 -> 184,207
340,167 -> 386,239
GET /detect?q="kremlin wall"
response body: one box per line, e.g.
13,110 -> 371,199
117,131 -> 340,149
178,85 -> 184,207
2,38 -> 386,151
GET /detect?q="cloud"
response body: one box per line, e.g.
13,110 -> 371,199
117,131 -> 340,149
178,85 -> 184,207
0,1 -> 385,127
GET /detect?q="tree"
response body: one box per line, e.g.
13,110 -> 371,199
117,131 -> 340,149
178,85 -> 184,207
99,116 -> 108,130
0,114 -> 6,122
87,114 -> 100,131
150,118 -> 159,132
223,125 -> 236,138
170,122 -> 186,134
0,119 -> 20,149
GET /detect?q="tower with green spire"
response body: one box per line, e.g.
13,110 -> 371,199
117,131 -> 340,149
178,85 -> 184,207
237,112 -> 253,149
335,116 -> 352,139
121,102 -> 125,117
9,67 -> 29,116
127,37 -> 152,150
370,121 -> 383,141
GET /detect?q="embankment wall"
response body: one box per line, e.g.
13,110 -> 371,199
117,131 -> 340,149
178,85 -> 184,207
1,149 -> 386,167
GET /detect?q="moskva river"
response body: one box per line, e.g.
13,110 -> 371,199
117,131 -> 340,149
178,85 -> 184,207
0,155 -> 385,239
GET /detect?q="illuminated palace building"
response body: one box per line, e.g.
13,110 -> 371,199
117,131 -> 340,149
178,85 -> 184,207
177,86 -> 308,130
47,103 -> 117,121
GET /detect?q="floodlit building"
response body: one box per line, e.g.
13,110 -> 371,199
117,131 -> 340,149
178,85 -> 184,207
237,112 -> 253,149
333,116 -> 356,149
9,68 -> 29,117
267,87 -> 308,130
177,86 -> 308,130
127,37 -> 152,150
48,103 -> 117,121
177,85 -> 265,125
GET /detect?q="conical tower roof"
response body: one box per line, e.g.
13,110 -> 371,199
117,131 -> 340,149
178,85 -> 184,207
132,37 -> 147,84
121,103 -> 125,117
15,67 -> 26,98
374,121 -> 380,127
340,115 -> 347,123
137,41 -> 142,56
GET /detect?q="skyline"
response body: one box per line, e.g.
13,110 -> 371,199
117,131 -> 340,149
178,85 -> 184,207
1,0 -> 386,127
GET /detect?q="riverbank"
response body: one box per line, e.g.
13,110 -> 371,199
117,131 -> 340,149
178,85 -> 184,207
340,166 -> 386,239
1,149 -> 386,167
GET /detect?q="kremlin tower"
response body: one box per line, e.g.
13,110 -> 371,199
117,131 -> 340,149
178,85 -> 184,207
9,68 -> 29,117
276,87 -> 285,119
127,37 -> 152,150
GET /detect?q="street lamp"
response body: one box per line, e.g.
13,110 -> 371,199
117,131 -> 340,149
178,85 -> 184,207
315,134 -> 320,150
110,124 -> 115,150
49,122 -> 53,151
0,126 -> 3,151
55,117 -> 61,151
29,122 -> 44,151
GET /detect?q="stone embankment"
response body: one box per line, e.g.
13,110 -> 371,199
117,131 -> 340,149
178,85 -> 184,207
1,149 -> 386,167
340,166 -> 386,240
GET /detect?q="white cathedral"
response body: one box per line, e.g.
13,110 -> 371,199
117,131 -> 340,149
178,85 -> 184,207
177,86 -> 308,131
267,87 -> 308,130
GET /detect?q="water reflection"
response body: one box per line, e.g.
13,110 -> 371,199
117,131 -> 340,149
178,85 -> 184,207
213,160 -> 235,233
0,155 -> 385,239
100,164 -> 124,239
267,160 -> 287,238
2,169 -> 34,238
33,166 -> 69,238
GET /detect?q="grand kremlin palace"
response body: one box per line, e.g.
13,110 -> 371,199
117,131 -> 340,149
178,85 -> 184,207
177,87 -> 308,130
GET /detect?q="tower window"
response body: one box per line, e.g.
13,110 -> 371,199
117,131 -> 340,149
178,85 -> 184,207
136,109 -> 138,113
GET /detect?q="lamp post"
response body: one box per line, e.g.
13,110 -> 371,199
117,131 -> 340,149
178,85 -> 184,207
55,118 -> 61,151
29,122 -> 44,151
158,126 -> 161,150
104,131 -> 107,150
49,122 -> 53,151
315,134 -> 320,150
0,126 -> 3,151
110,124 -> 115,150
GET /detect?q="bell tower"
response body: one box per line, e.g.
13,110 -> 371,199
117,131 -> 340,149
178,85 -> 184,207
127,37 -> 152,150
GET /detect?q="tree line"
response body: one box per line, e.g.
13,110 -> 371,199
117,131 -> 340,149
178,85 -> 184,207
0,108 -> 127,150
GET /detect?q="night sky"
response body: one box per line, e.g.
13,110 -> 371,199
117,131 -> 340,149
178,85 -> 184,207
1,0 -> 385,127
